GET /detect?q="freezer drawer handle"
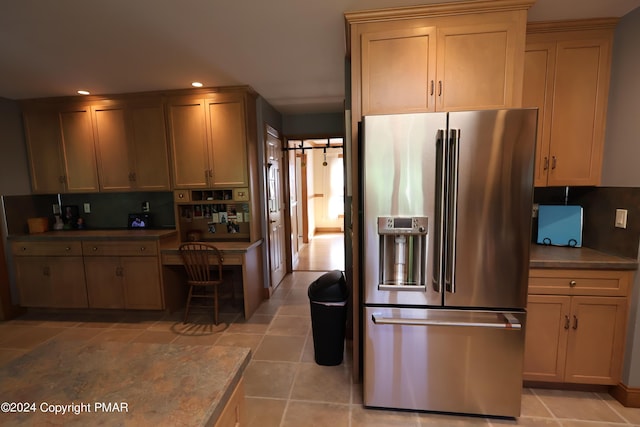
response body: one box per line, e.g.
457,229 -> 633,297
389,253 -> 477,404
371,313 -> 521,330
378,284 -> 427,292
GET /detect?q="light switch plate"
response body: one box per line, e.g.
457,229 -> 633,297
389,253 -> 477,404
83,203 -> 91,214
615,209 -> 628,229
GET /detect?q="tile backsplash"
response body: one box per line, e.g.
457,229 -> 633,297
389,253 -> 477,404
534,186 -> 640,260
3,191 -> 175,235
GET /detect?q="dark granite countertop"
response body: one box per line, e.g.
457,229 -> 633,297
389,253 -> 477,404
530,244 -> 637,270
0,339 -> 250,426
8,229 -> 178,241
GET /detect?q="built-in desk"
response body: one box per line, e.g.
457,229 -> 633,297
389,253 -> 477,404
160,240 -> 265,320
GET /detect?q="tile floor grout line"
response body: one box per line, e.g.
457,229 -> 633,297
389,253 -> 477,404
597,392 -> 633,425
529,387 -> 561,421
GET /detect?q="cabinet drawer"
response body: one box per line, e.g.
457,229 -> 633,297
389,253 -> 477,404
12,240 -> 82,257
82,241 -> 158,257
529,269 -> 631,296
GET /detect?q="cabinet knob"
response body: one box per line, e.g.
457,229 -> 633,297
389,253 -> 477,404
65,247 -> 71,251
140,247 -> 146,251
92,247 -> 98,251
21,247 -> 27,251
569,280 -> 577,287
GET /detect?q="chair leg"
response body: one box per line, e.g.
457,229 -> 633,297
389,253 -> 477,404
184,285 -> 194,324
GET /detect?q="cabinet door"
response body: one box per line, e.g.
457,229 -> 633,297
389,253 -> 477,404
547,38 -> 611,186
523,42 -> 555,187
93,105 -> 135,191
565,296 -> 627,384
84,257 -> 125,308
22,109 -> 66,194
14,257 -> 54,307
49,257 -> 88,308
207,95 -> 249,187
437,22 -> 519,111
121,257 -> 163,309
523,295 -> 570,382
167,98 -> 210,188
361,27 -> 436,115
129,104 -> 171,191
58,105 -> 99,192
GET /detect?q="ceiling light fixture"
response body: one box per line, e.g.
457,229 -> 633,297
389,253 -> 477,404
191,82 -> 203,88
77,90 -> 90,95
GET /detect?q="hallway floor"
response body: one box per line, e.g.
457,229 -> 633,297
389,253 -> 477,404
2,271 -> 640,426
293,232 -> 345,271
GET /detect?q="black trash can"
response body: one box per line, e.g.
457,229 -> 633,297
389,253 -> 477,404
308,270 -> 348,366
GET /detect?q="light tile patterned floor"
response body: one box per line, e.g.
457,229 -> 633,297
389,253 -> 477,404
293,232 -> 345,272
2,234 -> 640,425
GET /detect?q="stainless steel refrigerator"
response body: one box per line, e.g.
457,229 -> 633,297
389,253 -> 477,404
362,109 -> 536,417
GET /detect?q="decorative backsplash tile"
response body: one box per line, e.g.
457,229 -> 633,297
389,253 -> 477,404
534,186 -> 640,260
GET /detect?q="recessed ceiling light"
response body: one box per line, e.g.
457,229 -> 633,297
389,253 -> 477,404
191,82 -> 203,88
77,90 -> 90,95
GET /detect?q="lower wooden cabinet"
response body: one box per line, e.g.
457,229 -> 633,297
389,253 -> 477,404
12,237 -> 167,311
524,269 -> 632,385
214,378 -> 245,427
14,256 -> 88,308
82,241 -> 163,310
12,240 -> 88,308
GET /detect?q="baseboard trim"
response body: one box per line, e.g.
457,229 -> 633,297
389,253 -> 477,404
315,227 -> 343,233
610,383 -> 640,408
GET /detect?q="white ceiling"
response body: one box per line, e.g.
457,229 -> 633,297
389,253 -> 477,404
1,0 -> 639,114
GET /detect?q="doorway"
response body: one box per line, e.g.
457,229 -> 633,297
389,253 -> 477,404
286,138 -> 345,272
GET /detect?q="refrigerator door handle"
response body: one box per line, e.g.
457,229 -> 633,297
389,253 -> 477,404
445,129 -> 460,293
433,129 -> 447,294
371,313 -> 522,330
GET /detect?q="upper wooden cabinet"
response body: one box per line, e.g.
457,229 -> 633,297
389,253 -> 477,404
92,99 -> 170,191
523,19 -> 617,187
346,0 -> 533,116
167,91 -> 250,189
23,103 -> 99,194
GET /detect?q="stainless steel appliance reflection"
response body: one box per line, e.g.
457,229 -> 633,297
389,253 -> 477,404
362,109 -> 537,417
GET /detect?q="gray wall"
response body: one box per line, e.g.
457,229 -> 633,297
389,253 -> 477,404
0,98 -> 31,195
602,6 -> 640,188
600,7 -> 640,387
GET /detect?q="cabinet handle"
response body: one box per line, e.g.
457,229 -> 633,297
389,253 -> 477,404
543,157 -> 549,171
65,247 -> 71,251
438,80 -> 442,97
564,315 -> 570,329
92,247 -> 98,251
131,172 -> 136,182
116,266 -> 123,277
551,156 -> 557,170
572,315 -> 578,330
430,80 -> 434,96
21,247 -> 27,251
569,280 -> 577,287
43,266 -> 50,276
140,246 -> 146,251
58,175 -> 65,184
